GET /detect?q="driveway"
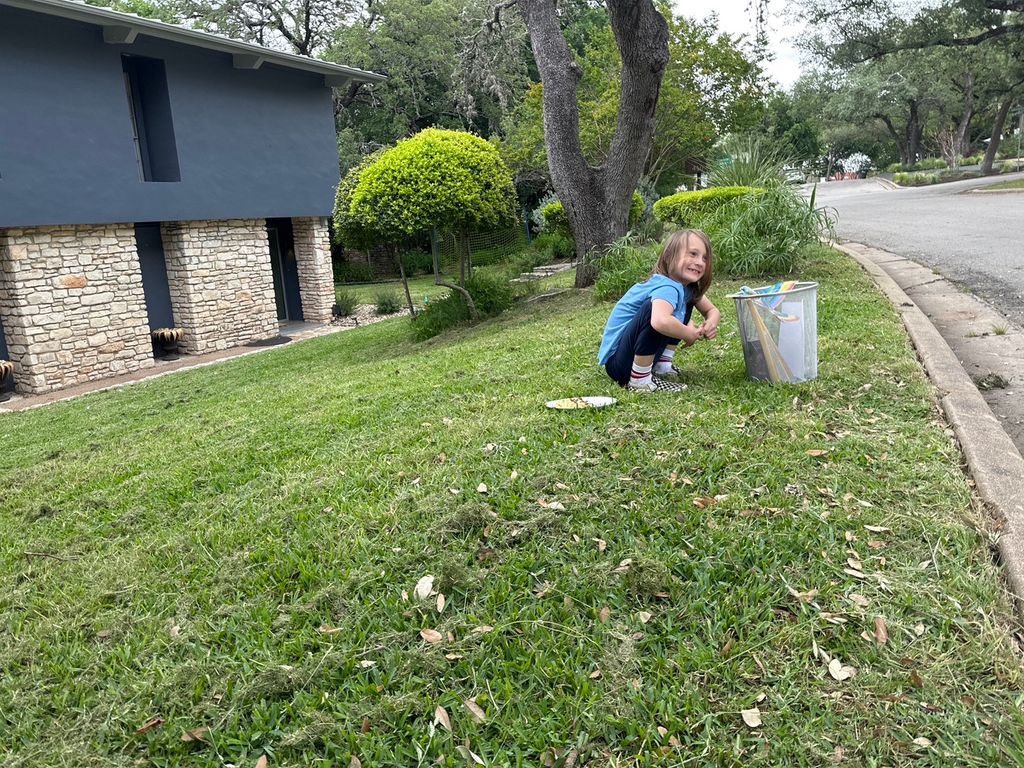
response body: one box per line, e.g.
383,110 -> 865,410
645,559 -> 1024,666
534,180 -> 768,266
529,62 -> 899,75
812,173 -> 1024,326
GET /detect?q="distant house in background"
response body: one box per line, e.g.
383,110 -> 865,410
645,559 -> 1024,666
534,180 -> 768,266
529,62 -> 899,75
0,0 -> 383,396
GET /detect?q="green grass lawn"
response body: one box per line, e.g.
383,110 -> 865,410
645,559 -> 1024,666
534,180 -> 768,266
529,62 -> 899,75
983,178 -> 1024,191
336,274 -> 450,306
3,247 -> 1023,766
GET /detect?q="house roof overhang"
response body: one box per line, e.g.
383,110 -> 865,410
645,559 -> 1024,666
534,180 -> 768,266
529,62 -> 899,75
0,0 -> 386,88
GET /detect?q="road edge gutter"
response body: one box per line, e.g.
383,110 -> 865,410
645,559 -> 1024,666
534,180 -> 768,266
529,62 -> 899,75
834,241 -> 1024,609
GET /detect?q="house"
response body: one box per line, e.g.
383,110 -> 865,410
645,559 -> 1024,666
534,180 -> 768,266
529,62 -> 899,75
0,0 -> 384,396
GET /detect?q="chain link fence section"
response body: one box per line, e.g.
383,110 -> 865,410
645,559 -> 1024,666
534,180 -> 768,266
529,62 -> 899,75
433,226 -> 528,281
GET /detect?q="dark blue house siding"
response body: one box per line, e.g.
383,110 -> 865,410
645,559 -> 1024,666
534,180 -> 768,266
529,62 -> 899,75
0,6 -> 339,228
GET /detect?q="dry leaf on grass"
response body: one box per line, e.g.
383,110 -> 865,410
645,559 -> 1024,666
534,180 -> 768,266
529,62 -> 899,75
471,625 -> 494,635
638,611 -> 652,624
864,525 -> 890,533
134,717 -> 164,735
255,756 -> 268,768
181,726 -> 210,743
593,538 -> 607,552
434,706 -> 452,732
741,708 -> 762,728
849,593 -> 870,608
589,669 -> 602,679
912,737 -> 932,748
613,559 -> 632,574
349,756 -> 362,768
414,575 -> 435,601
464,699 -> 487,722
318,623 -> 342,635
828,658 -> 857,681
788,586 -> 820,603
358,660 -> 376,668
874,616 -> 889,646
599,607 -> 611,623
456,745 -> 486,765
806,449 -> 828,457
477,483 -> 488,494
420,628 -> 443,644
693,496 -> 716,509
437,593 -> 446,613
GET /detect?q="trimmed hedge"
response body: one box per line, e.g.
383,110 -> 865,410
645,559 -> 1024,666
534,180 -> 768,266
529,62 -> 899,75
541,191 -> 645,238
653,186 -> 762,227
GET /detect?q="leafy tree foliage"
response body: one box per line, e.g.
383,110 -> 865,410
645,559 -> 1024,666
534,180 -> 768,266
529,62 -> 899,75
348,128 -> 517,238
500,11 -> 766,195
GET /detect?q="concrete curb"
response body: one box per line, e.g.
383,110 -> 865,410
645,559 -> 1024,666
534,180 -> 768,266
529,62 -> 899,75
834,242 -> 1024,607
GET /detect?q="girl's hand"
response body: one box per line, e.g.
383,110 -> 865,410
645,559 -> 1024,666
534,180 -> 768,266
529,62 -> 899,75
701,320 -> 719,340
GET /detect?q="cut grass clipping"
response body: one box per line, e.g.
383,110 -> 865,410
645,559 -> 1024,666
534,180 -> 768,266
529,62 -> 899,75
2,245 -> 1023,766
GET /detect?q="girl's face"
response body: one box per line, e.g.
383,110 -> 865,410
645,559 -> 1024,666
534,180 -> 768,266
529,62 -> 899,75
672,234 -> 708,284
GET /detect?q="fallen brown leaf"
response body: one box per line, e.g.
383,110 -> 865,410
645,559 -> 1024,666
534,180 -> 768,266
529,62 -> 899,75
413,575 -> 434,601
741,707 -> 762,728
181,726 -> 210,743
349,756 -> 362,768
434,705 -> 452,732
464,699 -> 487,723
638,611 -> 652,624
134,717 -> 164,735
471,625 -> 494,635
828,658 -> 856,681
788,586 -> 820,603
599,606 -> 611,623
589,669 -> 602,679
693,496 -> 716,509
255,756 -> 268,768
806,449 -> 828,457
593,538 -> 607,552
874,616 -> 889,646
318,623 -> 342,635
420,628 -> 443,644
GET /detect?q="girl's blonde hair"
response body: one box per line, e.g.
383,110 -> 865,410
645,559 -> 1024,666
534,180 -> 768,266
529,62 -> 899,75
651,229 -> 713,298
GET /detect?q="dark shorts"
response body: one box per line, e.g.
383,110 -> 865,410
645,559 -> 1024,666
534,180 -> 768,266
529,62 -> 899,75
604,300 -> 692,386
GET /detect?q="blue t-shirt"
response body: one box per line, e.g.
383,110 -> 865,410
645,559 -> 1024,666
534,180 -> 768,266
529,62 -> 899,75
597,274 -> 694,364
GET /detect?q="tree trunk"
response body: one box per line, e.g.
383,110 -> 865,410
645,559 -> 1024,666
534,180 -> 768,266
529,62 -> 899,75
395,246 -> 416,318
906,101 -> 922,165
981,97 -> 1013,174
955,73 -> 975,157
517,0 -> 668,288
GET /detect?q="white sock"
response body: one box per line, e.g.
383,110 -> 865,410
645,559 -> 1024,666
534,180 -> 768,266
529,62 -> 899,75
653,347 -> 676,374
629,362 -> 653,386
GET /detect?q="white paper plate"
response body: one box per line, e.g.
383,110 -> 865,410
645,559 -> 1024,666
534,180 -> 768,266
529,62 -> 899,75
545,396 -> 617,410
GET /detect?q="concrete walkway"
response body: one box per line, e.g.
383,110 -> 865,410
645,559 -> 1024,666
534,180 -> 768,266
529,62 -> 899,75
836,241 -> 1024,608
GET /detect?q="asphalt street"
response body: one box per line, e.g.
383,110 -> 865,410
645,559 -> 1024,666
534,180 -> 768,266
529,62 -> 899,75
812,173 -> 1024,326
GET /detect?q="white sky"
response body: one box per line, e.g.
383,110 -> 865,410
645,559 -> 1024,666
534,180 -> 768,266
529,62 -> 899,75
672,0 -> 806,90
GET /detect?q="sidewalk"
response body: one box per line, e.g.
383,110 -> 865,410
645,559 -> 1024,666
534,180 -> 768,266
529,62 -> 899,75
835,241 -> 1024,607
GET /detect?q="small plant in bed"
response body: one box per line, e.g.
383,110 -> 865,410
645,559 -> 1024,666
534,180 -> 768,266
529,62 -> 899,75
374,291 -> 403,315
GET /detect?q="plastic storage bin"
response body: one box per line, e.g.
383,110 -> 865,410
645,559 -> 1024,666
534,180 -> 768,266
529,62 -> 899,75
728,281 -> 818,383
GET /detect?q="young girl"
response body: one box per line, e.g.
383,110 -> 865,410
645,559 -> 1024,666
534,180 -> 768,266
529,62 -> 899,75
598,229 -> 720,392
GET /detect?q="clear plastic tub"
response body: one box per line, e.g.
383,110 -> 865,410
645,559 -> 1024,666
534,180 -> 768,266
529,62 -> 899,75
727,281 -> 818,383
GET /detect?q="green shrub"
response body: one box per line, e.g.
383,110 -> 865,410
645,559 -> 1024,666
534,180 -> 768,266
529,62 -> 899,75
333,259 -> 374,284
411,271 -> 517,340
333,288 -> 358,317
653,186 -> 762,227
541,192 -> 645,238
375,291 -> 402,315
893,172 -> 939,186
700,185 -> 835,277
594,235 -> 660,301
531,232 -> 575,261
400,249 -> 434,276
1000,160 -> 1021,173
885,162 -> 903,173
911,158 -> 946,171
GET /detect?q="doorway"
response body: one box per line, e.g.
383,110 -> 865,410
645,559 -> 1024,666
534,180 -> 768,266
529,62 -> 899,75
266,218 -> 303,322
0,311 -> 13,396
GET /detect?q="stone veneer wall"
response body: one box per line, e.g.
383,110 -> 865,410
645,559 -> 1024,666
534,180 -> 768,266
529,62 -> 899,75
0,224 -> 154,394
160,219 -> 279,355
291,217 -> 335,323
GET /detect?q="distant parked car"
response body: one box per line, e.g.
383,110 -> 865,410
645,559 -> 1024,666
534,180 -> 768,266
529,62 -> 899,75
783,168 -> 806,184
